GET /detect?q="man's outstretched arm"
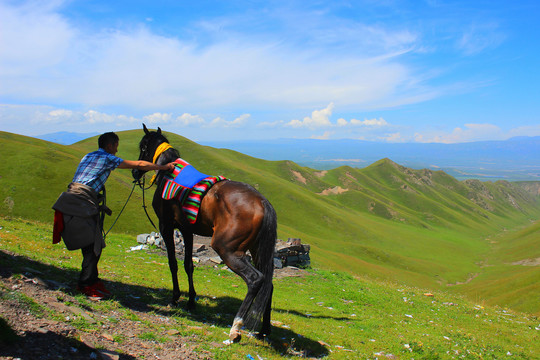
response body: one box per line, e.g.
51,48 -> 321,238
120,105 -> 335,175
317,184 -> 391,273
117,160 -> 174,172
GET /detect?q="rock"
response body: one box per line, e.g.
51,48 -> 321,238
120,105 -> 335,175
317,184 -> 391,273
274,238 -> 311,268
101,332 -> 115,341
193,243 -> 206,253
45,279 -> 69,290
209,256 -> 223,265
98,349 -> 120,360
137,234 -> 150,244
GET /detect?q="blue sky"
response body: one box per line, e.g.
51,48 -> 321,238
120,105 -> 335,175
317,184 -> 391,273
1,0 -> 539,143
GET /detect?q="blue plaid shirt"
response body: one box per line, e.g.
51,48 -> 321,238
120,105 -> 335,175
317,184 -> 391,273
72,148 -> 123,192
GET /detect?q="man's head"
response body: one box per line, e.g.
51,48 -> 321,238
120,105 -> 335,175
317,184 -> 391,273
98,132 -> 119,155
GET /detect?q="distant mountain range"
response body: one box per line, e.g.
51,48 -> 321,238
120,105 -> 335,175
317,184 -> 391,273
202,136 -> 540,181
38,131 -> 540,181
37,131 -> 100,145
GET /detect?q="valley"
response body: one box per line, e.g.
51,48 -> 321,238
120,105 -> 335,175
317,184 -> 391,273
1,130 -> 539,315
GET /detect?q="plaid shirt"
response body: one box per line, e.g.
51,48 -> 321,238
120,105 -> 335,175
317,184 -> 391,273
72,148 -> 123,192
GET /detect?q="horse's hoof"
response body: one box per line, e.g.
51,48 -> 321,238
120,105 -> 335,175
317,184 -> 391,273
256,332 -> 269,342
186,300 -> 196,311
229,331 -> 242,343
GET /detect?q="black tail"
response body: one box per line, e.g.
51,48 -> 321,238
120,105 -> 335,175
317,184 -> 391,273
244,198 -> 277,331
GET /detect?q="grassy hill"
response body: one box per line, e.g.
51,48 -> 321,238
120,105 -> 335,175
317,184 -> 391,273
1,130 -> 539,315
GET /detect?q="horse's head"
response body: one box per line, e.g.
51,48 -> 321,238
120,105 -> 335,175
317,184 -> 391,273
132,124 -> 168,181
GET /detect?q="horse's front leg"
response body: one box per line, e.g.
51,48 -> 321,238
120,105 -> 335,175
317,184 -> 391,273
161,220 -> 181,305
171,201 -> 197,310
155,195 -> 181,306
179,225 -> 196,310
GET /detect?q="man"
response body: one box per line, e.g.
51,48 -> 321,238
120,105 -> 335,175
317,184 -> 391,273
53,132 -> 174,300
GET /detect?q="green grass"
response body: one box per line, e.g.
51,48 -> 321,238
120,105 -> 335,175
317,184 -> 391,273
1,130 -> 540,315
1,217 -> 539,359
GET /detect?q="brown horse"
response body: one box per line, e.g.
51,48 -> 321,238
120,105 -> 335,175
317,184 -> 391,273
132,125 -> 277,342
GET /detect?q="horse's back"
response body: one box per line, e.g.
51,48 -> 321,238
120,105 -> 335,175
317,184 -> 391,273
195,180 -> 266,245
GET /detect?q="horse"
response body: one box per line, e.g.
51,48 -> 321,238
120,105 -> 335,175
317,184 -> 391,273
132,124 -> 277,343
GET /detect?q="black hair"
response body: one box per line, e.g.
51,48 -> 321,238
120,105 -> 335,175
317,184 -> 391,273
98,132 -> 119,149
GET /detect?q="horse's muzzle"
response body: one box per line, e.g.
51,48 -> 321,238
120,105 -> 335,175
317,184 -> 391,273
132,169 -> 144,181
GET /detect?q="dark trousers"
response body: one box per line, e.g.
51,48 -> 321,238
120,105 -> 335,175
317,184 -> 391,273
79,244 -> 101,287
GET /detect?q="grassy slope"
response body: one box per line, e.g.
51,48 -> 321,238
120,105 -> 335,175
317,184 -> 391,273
1,130 -> 539,314
1,217 -> 539,359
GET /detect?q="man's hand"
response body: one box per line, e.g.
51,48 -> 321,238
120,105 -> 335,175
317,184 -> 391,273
163,162 -> 175,172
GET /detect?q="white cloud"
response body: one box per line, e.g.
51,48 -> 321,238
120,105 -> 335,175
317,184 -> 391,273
311,131 -> 333,140
456,23 -> 505,56
414,123 -> 504,143
208,114 -> 250,128
43,109 -> 79,124
286,103 -> 334,128
231,114 -> 251,126
48,109 -> 73,117
284,104 -> 394,139
84,110 -> 117,124
258,119 -> 285,127
350,117 -> 388,126
0,1 -> 74,77
336,118 -> 348,127
143,112 -> 173,124
508,125 -> 540,138
381,132 -> 405,142
0,1 -> 431,112
176,113 -> 205,126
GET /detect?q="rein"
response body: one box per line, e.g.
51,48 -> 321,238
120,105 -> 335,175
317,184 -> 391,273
97,141 -> 171,237
102,181 -> 137,239
137,175 -> 158,231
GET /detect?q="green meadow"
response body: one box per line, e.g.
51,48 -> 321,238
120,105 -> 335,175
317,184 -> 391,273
1,129 -> 539,319
1,217 -> 538,359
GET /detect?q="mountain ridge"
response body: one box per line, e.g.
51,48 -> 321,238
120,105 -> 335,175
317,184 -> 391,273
35,130 -> 540,180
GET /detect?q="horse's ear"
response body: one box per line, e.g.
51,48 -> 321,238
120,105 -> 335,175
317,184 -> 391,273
143,123 -> 149,135
157,127 -> 162,135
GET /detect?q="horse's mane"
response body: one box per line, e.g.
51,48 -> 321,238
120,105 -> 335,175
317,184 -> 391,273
162,147 -> 180,163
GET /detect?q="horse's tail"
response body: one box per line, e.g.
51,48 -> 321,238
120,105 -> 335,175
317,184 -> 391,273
245,197 -> 277,331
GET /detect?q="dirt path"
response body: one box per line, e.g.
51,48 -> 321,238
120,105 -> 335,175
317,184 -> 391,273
0,250 -> 216,360
0,248 -> 307,360
0,250 -> 209,360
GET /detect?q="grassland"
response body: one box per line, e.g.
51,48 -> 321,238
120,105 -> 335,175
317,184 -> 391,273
1,130 -> 539,316
1,217 -> 539,359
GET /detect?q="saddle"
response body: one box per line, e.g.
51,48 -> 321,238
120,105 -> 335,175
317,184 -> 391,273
161,158 -> 226,224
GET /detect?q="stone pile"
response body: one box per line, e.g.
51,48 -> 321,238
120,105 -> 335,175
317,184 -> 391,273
137,231 -> 183,252
135,233 -> 311,269
274,238 -> 311,269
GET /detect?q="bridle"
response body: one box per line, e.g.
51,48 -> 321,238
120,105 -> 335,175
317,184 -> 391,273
134,138 -> 173,231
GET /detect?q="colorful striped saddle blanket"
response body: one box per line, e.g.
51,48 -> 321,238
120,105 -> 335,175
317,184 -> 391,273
161,158 -> 226,224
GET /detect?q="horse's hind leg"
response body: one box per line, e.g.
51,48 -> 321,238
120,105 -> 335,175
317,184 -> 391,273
218,250 -> 264,343
259,283 -> 273,339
